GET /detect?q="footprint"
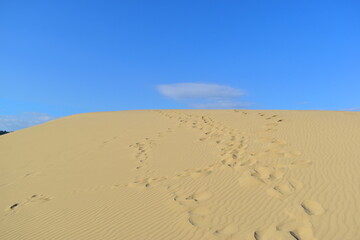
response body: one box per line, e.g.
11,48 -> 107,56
213,223 -> 238,236
288,224 -> 317,240
173,189 -> 213,207
24,172 -> 41,178
190,206 -> 211,216
188,206 -> 212,227
255,214 -> 319,240
189,169 -> 212,178
290,159 -> 311,168
173,189 -> 213,229
238,171 -> 262,187
301,200 -> 325,216
250,166 -> 284,184
277,207 -> 321,240
9,203 -> 19,210
237,155 -> 257,167
188,215 -> 210,227
221,159 -> 236,168
6,194 -> 51,213
187,191 -> 213,202
267,180 -> 303,200
253,225 -> 299,240
127,176 -> 167,188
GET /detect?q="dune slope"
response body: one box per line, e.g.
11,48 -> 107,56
1,110 -> 360,240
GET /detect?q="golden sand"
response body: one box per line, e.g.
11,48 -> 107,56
1,110 -> 359,239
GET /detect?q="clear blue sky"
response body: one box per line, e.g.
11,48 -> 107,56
1,1 -> 359,130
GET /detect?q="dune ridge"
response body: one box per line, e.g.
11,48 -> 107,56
1,110 -> 359,239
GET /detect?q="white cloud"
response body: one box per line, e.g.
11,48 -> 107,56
157,83 -> 244,100
191,100 -> 253,109
298,101 -> 310,105
0,112 -> 57,131
156,82 -> 251,109
340,107 -> 360,111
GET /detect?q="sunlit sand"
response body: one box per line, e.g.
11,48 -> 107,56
1,110 -> 359,239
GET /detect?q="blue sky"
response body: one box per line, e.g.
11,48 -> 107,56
1,1 -> 359,130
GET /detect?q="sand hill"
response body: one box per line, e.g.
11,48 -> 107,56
1,110 -> 359,240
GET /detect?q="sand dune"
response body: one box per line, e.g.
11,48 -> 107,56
1,110 -> 360,239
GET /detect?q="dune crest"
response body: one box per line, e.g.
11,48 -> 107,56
1,110 -> 359,239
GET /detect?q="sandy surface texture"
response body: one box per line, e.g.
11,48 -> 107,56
1,110 -> 359,240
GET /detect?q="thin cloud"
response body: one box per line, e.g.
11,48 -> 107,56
340,107 -> 360,111
156,82 -> 252,109
0,112 -> 57,131
298,101 -> 310,105
157,83 -> 244,100
191,100 -> 253,109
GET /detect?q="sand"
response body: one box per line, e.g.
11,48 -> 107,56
1,110 -> 359,239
